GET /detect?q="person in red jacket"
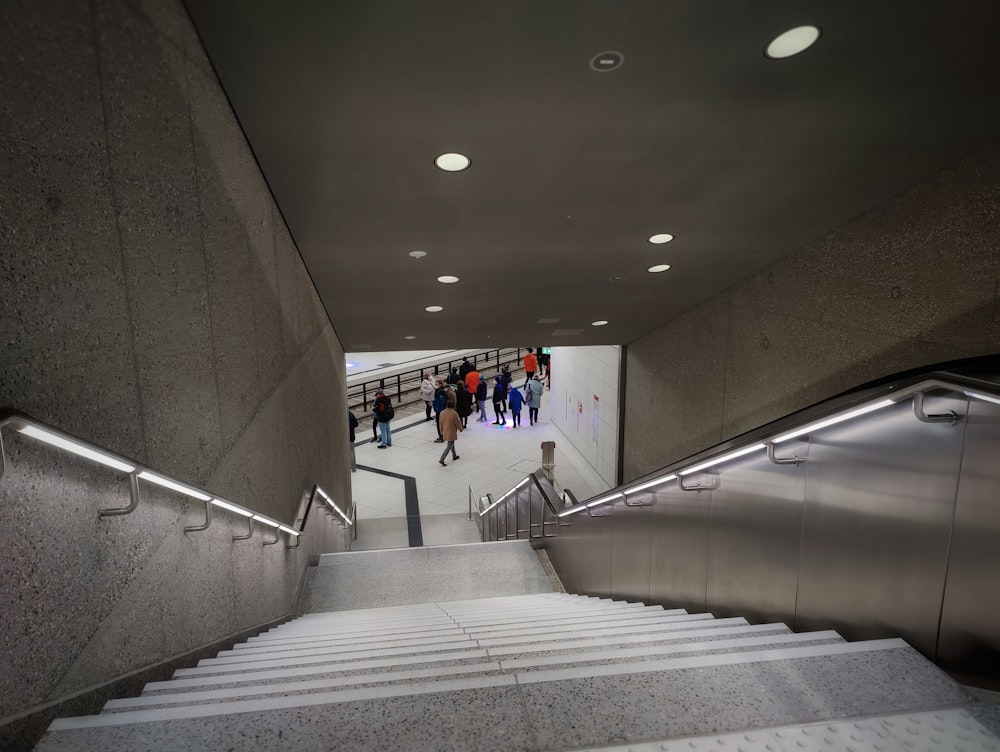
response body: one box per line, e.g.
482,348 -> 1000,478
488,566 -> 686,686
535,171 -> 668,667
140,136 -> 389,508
523,348 -> 538,386
464,367 -> 481,412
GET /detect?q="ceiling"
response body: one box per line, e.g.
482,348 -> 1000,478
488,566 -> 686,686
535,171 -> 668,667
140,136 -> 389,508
184,1 -> 1000,353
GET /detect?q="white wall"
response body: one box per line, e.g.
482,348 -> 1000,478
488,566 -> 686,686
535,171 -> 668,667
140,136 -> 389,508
549,346 -> 621,488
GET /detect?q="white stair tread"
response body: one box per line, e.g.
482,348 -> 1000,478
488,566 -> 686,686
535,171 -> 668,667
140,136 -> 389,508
49,639 -> 910,730
110,631 -> 842,711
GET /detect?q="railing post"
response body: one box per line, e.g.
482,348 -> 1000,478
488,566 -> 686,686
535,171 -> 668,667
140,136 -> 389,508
396,374 -> 402,403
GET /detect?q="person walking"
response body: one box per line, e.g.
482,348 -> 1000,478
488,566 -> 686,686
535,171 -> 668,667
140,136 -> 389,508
455,381 -> 473,428
372,390 -> 394,447
526,374 -> 544,425
432,379 -> 448,442
508,383 -> 524,428
492,375 -> 507,425
522,347 -> 538,386
419,372 -> 436,421
437,402 -> 463,466
348,410 -> 359,471
476,379 -> 488,421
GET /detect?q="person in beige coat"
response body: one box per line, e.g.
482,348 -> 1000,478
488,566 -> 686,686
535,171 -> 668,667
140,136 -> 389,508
438,405 -> 464,466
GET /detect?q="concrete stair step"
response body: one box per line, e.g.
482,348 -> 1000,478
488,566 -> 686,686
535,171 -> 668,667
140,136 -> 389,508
105,631 -> 844,713
573,706 -> 1000,752
230,607 -> 689,657
40,640 -> 960,749
202,613 -> 729,672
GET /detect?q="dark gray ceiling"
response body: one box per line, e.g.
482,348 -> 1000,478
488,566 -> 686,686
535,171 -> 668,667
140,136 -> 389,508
184,1 -> 1000,353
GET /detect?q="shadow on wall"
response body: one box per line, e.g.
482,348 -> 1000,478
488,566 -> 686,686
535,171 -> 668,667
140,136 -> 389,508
0,1 -> 350,749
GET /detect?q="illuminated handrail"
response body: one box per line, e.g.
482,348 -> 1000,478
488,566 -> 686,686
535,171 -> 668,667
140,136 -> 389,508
558,372 -> 1000,518
0,409 -> 349,547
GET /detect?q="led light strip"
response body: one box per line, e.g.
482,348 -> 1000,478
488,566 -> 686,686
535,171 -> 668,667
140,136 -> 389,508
481,478 -> 530,516
678,444 -> 766,476
138,471 -> 211,501
315,485 -> 352,525
210,498 -> 254,518
18,425 -> 136,473
771,400 -> 896,443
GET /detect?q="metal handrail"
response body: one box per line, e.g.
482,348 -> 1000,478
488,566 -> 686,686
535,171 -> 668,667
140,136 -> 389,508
559,371 -> 1000,516
0,409 -> 347,547
348,347 -> 523,411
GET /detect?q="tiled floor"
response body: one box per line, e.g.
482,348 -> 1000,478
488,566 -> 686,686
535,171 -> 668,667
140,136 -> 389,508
349,393 -> 608,548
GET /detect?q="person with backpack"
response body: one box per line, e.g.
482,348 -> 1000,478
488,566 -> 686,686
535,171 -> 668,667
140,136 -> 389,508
372,389 -> 394,448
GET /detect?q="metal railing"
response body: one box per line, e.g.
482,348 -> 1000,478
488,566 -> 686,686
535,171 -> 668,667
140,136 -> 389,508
474,371 -> 1000,541
559,371 -> 1000,516
0,409 -> 351,548
478,471 -> 565,542
348,347 -> 524,412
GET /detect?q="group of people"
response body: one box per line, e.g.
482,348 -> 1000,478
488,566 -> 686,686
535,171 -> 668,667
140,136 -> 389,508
350,349 -> 549,469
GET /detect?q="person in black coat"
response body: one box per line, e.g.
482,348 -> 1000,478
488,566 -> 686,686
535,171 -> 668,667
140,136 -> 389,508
455,382 -> 473,428
491,375 -> 507,425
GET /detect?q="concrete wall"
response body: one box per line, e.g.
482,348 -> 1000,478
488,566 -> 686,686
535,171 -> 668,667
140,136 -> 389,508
624,142 -> 1000,480
0,0 -> 351,741
549,346 -> 620,487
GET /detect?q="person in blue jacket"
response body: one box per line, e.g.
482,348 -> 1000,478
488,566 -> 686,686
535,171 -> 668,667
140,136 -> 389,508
508,383 -> 524,428
432,379 -> 448,442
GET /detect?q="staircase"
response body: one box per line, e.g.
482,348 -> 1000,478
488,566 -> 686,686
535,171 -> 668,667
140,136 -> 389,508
33,541 -> 1000,751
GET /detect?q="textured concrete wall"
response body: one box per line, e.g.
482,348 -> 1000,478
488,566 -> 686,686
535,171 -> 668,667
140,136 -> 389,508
0,0 -> 352,736
624,142 -> 1000,480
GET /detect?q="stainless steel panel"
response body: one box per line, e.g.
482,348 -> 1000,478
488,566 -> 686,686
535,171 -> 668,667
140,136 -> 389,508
543,511 -> 612,597
647,484 -> 710,612
609,501 -> 652,602
939,396 -> 1000,681
795,396 -> 965,656
706,447 -> 807,624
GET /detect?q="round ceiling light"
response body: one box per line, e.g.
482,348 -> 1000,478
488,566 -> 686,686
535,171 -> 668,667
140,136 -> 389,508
425,305 -> 444,313
409,250 -> 427,259
592,320 -> 609,327
648,233 -> 674,244
648,264 -> 672,273
437,275 -> 460,284
435,153 -> 471,172
404,335 -> 416,340
765,25 -> 821,59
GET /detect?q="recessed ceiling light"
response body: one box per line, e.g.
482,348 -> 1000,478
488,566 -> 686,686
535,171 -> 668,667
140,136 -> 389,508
609,275 -> 626,282
765,25 -> 821,59
404,335 -> 416,340
648,264 -> 671,273
435,153 -> 471,172
425,305 -> 443,312
409,250 -> 427,259
648,233 -> 674,244
592,320 -> 609,326
437,275 -> 460,284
